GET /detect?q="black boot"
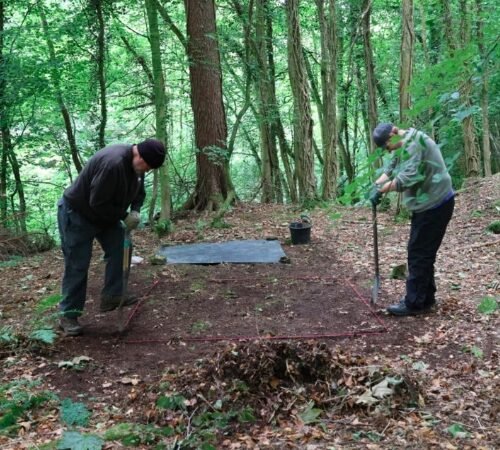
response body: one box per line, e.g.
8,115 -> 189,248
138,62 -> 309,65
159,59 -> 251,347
100,295 -> 138,312
59,316 -> 83,336
386,298 -> 432,316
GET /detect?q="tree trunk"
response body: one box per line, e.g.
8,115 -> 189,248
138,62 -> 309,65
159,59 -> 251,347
91,0 -> 107,149
361,0 -> 377,154
459,0 -> 480,177
255,0 -> 281,203
0,0 -> 8,222
316,0 -> 338,200
6,132 -> 26,232
183,0 -> 230,211
38,1 -> 82,173
475,0 -> 491,176
285,0 -> 316,202
442,0 -> 456,54
145,0 -> 171,221
400,0 -> 414,123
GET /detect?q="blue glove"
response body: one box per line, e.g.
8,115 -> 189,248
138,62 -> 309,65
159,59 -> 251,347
369,186 -> 383,207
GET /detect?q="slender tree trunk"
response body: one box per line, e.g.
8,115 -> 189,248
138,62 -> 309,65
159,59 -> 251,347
265,10 -> 292,202
475,0 -> 491,176
255,0 -> 281,203
145,0 -> 171,220
91,0 -> 107,149
361,0 -> 377,154
6,133 -> 26,232
316,0 -> 338,200
459,0 -> 480,177
285,0 -> 316,202
400,0 -> 414,123
38,1 -> 82,173
0,0 -> 8,222
183,0 -> 230,211
442,0 -> 456,54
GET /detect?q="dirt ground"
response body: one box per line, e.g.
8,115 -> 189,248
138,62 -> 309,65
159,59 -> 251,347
0,174 -> 498,449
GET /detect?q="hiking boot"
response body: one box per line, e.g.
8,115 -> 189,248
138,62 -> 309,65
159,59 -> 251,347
59,316 -> 83,336
386,299 -> 433,316
99,295 -> 138,312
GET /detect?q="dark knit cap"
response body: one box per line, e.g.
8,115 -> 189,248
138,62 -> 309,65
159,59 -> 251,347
373,123 -> 394,148
137,139 -> 166,169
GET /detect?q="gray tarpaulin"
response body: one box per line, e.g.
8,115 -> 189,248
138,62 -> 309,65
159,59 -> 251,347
157,239 -> 286,264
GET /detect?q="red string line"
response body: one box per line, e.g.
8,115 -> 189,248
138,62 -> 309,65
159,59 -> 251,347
123,276 -> 388,344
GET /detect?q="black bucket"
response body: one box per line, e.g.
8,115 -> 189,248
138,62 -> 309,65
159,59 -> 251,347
289,222 -> 311,245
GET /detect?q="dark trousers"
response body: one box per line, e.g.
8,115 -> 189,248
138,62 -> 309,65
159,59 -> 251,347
57,198 -> 124,318
405,197 -> 454,309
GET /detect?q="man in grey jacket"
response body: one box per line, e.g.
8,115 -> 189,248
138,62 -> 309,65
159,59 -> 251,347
370,123 -> 454,316
57,139 -> 165,335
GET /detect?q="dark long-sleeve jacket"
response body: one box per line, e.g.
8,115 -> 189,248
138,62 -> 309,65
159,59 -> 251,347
63,144 -> 145,227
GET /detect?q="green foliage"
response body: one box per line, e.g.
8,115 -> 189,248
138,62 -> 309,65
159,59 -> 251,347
0,256 -> 23,268
195,219 -> 208,234
60,398 -> 91,427
198,145 -> 230,165
237,406 -> 256,423
352,430 -> 383,442
191,320 -> 212,333
447,423 -> 470,439
103,422 -> 174,446
298,401 -> 322,424
210,217 -> 232,229
154,219 -> 173,238
0,380 -> 54,435
156,394 -> 187,411
35,294 -> 62,314
394,206 -> 411,223
463,345 -> 483,359
486,220 -> 500,234
57,431 -> 103,450
0,327 -> 18,347
29,328 -> 57,345
477,297 -> 498,315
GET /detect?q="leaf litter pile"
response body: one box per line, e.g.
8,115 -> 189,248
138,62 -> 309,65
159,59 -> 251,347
146,341 -> 422,446
0,174 -> 499,449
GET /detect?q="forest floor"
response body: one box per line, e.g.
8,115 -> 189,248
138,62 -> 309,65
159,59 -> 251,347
0,174 -> 499,449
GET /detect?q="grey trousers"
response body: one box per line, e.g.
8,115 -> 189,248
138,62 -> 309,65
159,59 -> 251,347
57,198 -> 124,318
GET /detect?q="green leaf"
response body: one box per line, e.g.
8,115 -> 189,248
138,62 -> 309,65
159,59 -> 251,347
477,297 -> 497,315
29,328 -> 57,345
447,423 -> 470,438
156,394 -> 186,410
35,294 -> 62,314
470,346 -> 483,358
452,106 -> 479,122
60,398 -> 90,427
57,431 -> 103,450
412,361 -> 429,372
237,406 -> 256,423
103,423 -> 135,440
298,401 -> 322,424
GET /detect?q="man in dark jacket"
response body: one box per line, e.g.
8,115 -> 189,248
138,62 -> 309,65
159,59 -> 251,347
57,139 -> 165,335
370,123 -> 454,316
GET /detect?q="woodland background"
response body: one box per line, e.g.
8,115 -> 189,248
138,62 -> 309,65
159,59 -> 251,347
0,0 -> 498,248
0,1 -> 499,448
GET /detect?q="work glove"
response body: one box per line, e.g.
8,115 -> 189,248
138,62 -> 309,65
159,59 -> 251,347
369,185 -> 383,207
124,211 -> 140,231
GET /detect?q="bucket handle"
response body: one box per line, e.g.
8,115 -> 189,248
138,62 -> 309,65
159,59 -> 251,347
300,214 -> 312,225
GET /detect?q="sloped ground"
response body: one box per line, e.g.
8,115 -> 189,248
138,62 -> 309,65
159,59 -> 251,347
0,174 -> 498,449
